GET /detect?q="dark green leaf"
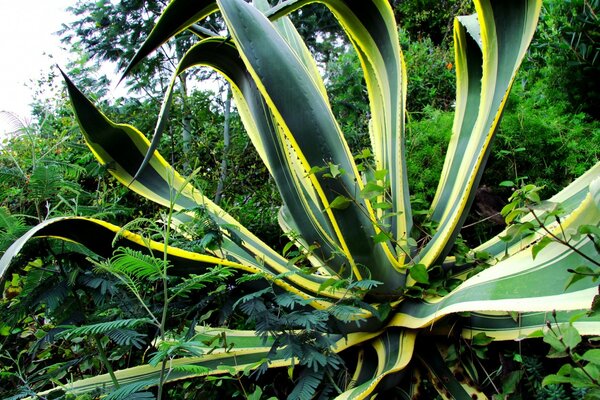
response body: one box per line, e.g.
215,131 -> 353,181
373,231 -> 390,244
565,265 -> 597,290
360,182 -> 385,200
501,370 -> 524,395
532,236 -> 553,260
562,324 -> 582,350
328,195 -> 352,210
374,169 -> 387,181
472,332 -> 494,346
581,349 -> 600,365
409,264 -> 429,284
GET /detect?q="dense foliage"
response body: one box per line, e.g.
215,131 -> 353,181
1,0 -> 599,399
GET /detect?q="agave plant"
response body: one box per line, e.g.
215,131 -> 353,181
2,0 -> 599,397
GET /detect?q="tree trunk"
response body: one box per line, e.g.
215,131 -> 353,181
214,84 -> 232,205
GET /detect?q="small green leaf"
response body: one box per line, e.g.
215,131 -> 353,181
532,236 -> 553,259
499,180 -> 515,187
328,195 -> 352,210
402,285 -> 423,299
372,231 -> 389,244
542,374 -> 572,387
501,202 -> 516,218
306,165 -> 327,176
327,163 -> 344,178
525,192 -> 541,203
0,324 -> 11,336
562,324 -> 582,350
581,349 -> 600,365
501,370 -> 524,395
473,346 -> 487,359
509,311 -> 520,322
577,224 -> 600,237
474,251 -> 491,261
318,277 -> 340,293
527,329 -> 544,338
354,148 -> 372,160
247,386 -> 263,400
406,237 -> 418,248
371,202 -> 392,209
565,265 -> 597,290
282,241 -> 295,257
472,332 -> 494,346
569,366 -> 599,388
543,330 -> 568,355
504,209 -> 523,225
376,303 -> 392,321
409,264 -> 429,284
374,169 -> 387,181
360,182 -> 385,199
513,353 -> 523,363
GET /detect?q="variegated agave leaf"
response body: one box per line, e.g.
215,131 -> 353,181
1,0 -> 599,398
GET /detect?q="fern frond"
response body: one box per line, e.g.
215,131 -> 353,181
169,266 -> 233,299
104,380 -> 157,400
38,280 -> 68,311
106,328 -> 147,349
327,304 -> 367,323
113,218 -> 163,246
1,388 -> 35,400
172,365 -> 212,375
236,272 -> 270,283
28,164 -> 68,201
148,339 -> 206,366
347,279 -> 382,291
288,369 -> 324,400
0,207 -> 28,251
283,311 -> 328,331
81,274 -> 119,297
109,247 -> 166,281
274,292 -> 309,310
56,318 -> 151,340
232,287 -> 272,310
47,159 -> 87,180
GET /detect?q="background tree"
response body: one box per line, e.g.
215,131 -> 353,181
1,0 -> 598,397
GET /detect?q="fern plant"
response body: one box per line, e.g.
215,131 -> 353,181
1,0 -> 600,398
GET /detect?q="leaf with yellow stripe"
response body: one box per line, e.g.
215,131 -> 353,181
419,0 -> 543,268
61,70 -> 354,301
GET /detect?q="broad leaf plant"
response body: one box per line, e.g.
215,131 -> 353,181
2,0 -> 599,398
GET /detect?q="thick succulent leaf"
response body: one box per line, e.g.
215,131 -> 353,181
420,0 -> 543,268
40,346 -> 282,395
391,190 -> 600,332
154,38 -> 346,280
336,329 -> 416,399
37,328 -> 377,396
123,0 -> 219,77
134,0 -> 329,187
0,217 -> 339,310
474,162 -> 600,260
460,310 -> 600,341
127,0 -> 406,291
267,0 -> 412,249
416,342 -> 486,400
393,238 -> 600,332
217,0 -> 404,293
255,0 -> 329,104
61,71 -> 353,301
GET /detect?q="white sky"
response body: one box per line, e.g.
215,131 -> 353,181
0,0 -> 74,129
